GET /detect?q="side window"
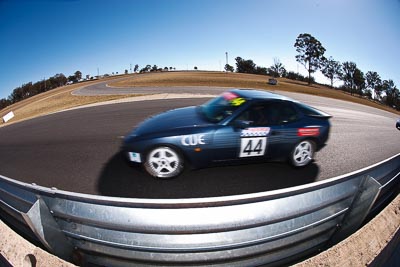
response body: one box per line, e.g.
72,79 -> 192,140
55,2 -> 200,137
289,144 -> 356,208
249,105 -> 269,126
233,105 -> 268,126
255,101 -> 298,126
278,102 -> 299,124
233,101 -> 298,126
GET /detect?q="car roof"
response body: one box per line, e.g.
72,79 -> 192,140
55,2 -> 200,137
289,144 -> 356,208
230,89 -> 295,102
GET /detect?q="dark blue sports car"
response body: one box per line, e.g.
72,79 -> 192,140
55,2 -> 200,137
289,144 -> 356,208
122,89 -> 331,178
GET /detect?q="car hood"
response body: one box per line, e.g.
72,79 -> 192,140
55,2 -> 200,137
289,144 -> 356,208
130,106 -> 211,136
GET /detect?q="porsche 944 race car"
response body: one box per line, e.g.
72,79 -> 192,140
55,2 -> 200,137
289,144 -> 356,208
122,89 -> 331,178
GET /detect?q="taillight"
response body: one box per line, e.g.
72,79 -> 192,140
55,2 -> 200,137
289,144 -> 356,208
298,128 -> 320,137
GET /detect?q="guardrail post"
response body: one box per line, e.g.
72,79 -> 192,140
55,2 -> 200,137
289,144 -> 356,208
329,175 -> 382,244
21,197 -> 73,262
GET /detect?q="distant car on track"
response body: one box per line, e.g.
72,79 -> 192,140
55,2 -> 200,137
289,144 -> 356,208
396,118 -> 400,130
268,78 -> 278,85
122,89 -> 331,178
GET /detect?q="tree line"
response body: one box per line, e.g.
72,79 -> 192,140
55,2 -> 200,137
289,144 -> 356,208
139,65 -> 176,73
224,57 -> 315,84
0,71 -> 83,110
225,33 -> 399,110
295,33 -> 398,109
0,63 -> 181,111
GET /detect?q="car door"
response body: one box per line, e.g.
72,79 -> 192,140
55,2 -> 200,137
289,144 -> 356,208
234,101 -> 284,160
210,101 -> 283,162
262,100 -> 301,159
211,100 -> 301,162
211,124 -> 241,162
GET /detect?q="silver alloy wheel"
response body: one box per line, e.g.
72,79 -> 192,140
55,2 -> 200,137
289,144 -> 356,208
291,140 -> 315,167
144,146 -> 184,178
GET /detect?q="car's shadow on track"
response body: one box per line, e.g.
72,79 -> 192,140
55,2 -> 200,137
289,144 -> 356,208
97,152 -> 320,199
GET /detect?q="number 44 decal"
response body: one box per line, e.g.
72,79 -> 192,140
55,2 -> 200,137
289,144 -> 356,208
239,137 -> 267,158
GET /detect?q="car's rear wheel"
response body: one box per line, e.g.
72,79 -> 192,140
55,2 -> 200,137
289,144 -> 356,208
290,140 -> 315,167
144,146 -> 184,178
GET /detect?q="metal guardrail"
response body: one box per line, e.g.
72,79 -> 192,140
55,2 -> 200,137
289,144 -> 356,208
0,153 -> 399,266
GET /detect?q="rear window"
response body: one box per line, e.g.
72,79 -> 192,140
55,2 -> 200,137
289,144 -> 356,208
296,103 -> 330,117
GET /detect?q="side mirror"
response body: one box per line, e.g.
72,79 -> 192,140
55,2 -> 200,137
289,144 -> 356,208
232,120 -> 253,129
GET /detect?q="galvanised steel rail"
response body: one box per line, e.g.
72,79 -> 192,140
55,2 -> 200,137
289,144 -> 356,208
0,153 -> 399,266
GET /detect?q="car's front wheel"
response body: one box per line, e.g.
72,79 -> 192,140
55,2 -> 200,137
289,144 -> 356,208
144,146 -> 184,178
290,140 -> 315,167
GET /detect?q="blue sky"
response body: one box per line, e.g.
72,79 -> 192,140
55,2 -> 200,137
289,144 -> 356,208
0,0 -> 399,99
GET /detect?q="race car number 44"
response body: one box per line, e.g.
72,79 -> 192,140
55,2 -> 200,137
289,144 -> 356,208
239,137 -> 267,157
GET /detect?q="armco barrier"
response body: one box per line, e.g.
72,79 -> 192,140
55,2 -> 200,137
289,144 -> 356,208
0,154 -> 399,266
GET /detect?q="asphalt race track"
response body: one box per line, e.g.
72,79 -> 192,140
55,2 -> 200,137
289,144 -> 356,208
0,82 -> 399,198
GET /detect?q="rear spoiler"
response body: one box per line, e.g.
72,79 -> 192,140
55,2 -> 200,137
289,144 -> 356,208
308,114 -> 332,119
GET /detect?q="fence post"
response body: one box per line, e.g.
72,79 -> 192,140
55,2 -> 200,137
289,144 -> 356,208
329,175 -> 382,244
21,197 -> 74,262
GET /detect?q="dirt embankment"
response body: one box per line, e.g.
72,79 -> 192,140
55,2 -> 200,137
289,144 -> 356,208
0,78 -> 132,126
1,71 -> 398,126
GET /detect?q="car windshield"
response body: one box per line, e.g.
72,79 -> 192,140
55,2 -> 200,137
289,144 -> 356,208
200,92 -> 246,122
